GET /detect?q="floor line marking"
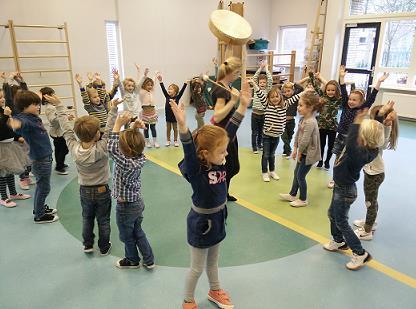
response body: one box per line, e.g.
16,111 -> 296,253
146,154 -> 416,289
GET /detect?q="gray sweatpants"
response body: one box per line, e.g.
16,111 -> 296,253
184,244 -> 221,302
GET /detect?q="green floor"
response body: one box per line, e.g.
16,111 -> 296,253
1,110 -> 415,309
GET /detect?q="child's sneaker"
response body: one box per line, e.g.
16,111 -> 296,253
289,199 -> 308,207
34,213 -> 59,224
9,193 -> 31,200
19,179 -> 29,190
55,168 -> 68,175
0,199 -> 17,208
269,171 -> 280,180
145,139 -> 152,148
165,141 -> 170,147
253,150 -> 259,154
100,242 -> 112,256
346,251 -> 372,270
279,193 -> 297,202
174,141 -> 179,147
354,227 -> 373,241
84,246 -> 94,253
323,240 -> 349,252
327,180 -> 335,189
154,142 -> 160,148
353,219 -> 377,231
262,173 -> 270,182
208,289 -> 234,309
26,178 -> 35,185
143,262 -> 156,270
116,257 -> 140,269
316,161 -> 323,168
182,301 -> 198,309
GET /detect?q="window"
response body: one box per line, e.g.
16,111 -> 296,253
350,0 -> 416,16
380,20 -> 416,68
105,21 -> 123,88
277,25 -> 307,66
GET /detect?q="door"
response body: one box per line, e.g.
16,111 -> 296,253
341,22 -> 381,96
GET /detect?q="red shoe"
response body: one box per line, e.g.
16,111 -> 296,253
208,289 -> 234,309
182,301 -> 198,309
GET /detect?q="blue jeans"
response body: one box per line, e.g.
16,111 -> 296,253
116,199 -> 154,264
289,155 -> 312,201
80,185 -> 112,250
261,135 -> 279,173
328,183 -> 364,255
251,113 -> 264,151
31,155 -> 52,219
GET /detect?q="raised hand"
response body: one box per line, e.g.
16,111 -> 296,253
144,68 -> 149,77
111,98 -> 124,108
212,57 -> 218,66
378,72 -> 389,83
384,110 -> 397,126
1,72 -> 6,81
156,71 -> 162,82
132,119 -> 146,129
339,65 -> 347,78
115,111 -> 132,126
134,63 -> 140,72
44,94 -> 61,106
260,60 -> 267,69
3,106 -> 12,116
112,68 -> 120,81
379,100 -> 394,116
87,72 -> 94,81
169,99 -> 186,130
75,73 -> 83,86
14,72 -> 23,83
94,73 -> 102,85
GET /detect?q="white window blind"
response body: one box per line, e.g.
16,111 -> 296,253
105,21 -> 122,88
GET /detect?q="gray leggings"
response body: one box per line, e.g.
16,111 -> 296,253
184,244 -> 221,302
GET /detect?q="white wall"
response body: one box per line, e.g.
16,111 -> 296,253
0,0 -> 117,114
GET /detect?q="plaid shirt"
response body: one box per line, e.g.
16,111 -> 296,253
108,132 -> 146,202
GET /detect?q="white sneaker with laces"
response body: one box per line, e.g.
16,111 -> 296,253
323,240 -> 349,252
289,199 -> 308,207
354,227 -> 373,241
174,141 -> 179,147
269,171 -> 280,180
353,219 -> 377,231
346,251 -> 372,270
279,193 -> 296,202
327,180 -> 335,189
262,173 -> 270,182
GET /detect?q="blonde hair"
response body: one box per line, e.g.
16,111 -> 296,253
169,84 -> 179,96
324,80 -> 341,99
282,82 -> 295,91
86,87 -> 99,98
122,78 -> 136,90
217,57 -> 241,81
300,91 -> 323,112
192,125 -> 229,170
267,87 -> 283,107
350,89 -> 365,104
119,129 -> 145,157
359,119 -> 385,149
370,105 -> 399,150
74,116 -> 100,142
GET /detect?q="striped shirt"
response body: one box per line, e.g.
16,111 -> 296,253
80,87 -> 109,130
108,132 -> 146,202
256,89 -> 301,137
251,67 -> 273,114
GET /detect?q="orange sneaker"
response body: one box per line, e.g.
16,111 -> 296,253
182,301 -> 198,309
208,289 -> 234,309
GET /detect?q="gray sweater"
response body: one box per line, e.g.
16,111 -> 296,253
56,104 -> 117,186
294,116 -> 321,165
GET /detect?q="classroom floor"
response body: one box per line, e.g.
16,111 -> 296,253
1,108 -> 415,309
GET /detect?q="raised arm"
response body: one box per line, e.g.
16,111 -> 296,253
177,82 -> 188,100
3,106 -> 22,129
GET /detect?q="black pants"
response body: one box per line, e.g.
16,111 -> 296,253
251,113 -> 264,151
281,119 -> 296,155
144,124 -> 157,138
225,138 -> 240,192
319,129 -> 336,164
52,136 -> 69,170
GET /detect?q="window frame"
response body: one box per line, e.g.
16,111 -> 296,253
277,24 -> 308,66
343,0 -> 416,89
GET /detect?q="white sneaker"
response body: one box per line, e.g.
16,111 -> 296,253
327,180 -> 335,189
262,173 -> 270,182
353,219 -> 377,231
269,171 -> 280,180
165,141 -> 170,147
289,199 -> 308,207
174,141 -> 179,147
346,251 -> 372,270
323,240 -> 349,252
145,139 -> 152,148
153,140 -> 160,148
279,193 -> 296,202
253,150 -> 259,154
354,227 -> 373,241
